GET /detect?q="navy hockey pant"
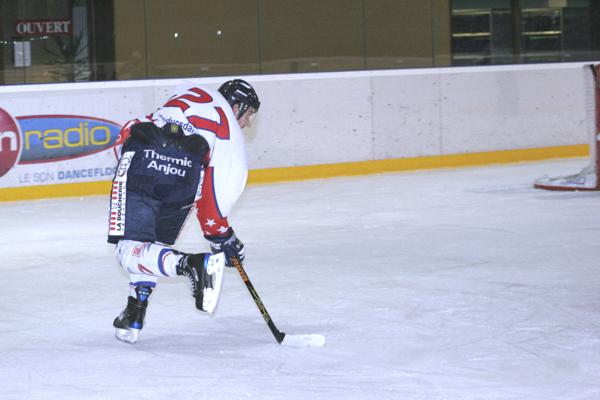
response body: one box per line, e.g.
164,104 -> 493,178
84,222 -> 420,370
108,123 -> 208,245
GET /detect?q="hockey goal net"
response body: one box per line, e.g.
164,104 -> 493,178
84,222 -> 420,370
534,64 -> 600,191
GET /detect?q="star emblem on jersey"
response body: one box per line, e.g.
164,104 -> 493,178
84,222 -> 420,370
205,219 -> 216,227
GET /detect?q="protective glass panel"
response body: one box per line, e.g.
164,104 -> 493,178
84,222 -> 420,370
143,0 -> 259,79
0,0 -> 114,84
260,0 -> 364,74
1,0 -> 600,85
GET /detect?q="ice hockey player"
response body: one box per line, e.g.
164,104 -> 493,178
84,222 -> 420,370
107,79 -> 260,344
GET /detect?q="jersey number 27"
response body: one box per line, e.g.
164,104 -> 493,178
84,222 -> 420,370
165,87 -> 230,140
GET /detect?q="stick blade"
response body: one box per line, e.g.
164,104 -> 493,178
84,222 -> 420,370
281,333 -> 326,348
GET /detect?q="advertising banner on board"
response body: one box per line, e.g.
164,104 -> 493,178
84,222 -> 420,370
0,106 -> 121,189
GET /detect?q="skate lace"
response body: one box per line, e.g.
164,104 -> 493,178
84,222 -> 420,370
183,268 -> 199,297
181,255 -> 213,297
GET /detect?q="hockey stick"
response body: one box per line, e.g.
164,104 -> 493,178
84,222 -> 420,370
231,257 -> 326,347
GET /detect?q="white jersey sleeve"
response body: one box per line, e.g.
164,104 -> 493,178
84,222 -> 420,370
207,100 -> 248,218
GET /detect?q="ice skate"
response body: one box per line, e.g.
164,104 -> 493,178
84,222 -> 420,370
113,285 -> 153,344
177,252 -> 225,313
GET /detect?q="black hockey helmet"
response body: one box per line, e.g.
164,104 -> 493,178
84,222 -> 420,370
218,79 -> 260,119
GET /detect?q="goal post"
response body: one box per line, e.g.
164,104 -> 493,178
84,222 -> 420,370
533,64 -> 600,191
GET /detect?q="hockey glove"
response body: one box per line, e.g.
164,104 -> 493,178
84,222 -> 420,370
205,228 -> 245,267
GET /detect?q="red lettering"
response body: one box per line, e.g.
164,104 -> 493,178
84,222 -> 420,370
165,87 -> 213,111
186,107 -> 230,140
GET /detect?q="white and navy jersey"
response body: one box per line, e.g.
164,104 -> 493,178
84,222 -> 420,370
115,85 -> 248,237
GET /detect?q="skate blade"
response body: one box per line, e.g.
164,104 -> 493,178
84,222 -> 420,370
203,253 -> 225,314
115,327 -> 140,344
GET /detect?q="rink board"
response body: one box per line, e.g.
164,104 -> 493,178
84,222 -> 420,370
0,63 -> 592,201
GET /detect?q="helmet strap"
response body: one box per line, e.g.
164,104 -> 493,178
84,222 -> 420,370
235,103 -> 248,120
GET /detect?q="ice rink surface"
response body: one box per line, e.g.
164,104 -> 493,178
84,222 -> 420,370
1,158 -> 599,400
